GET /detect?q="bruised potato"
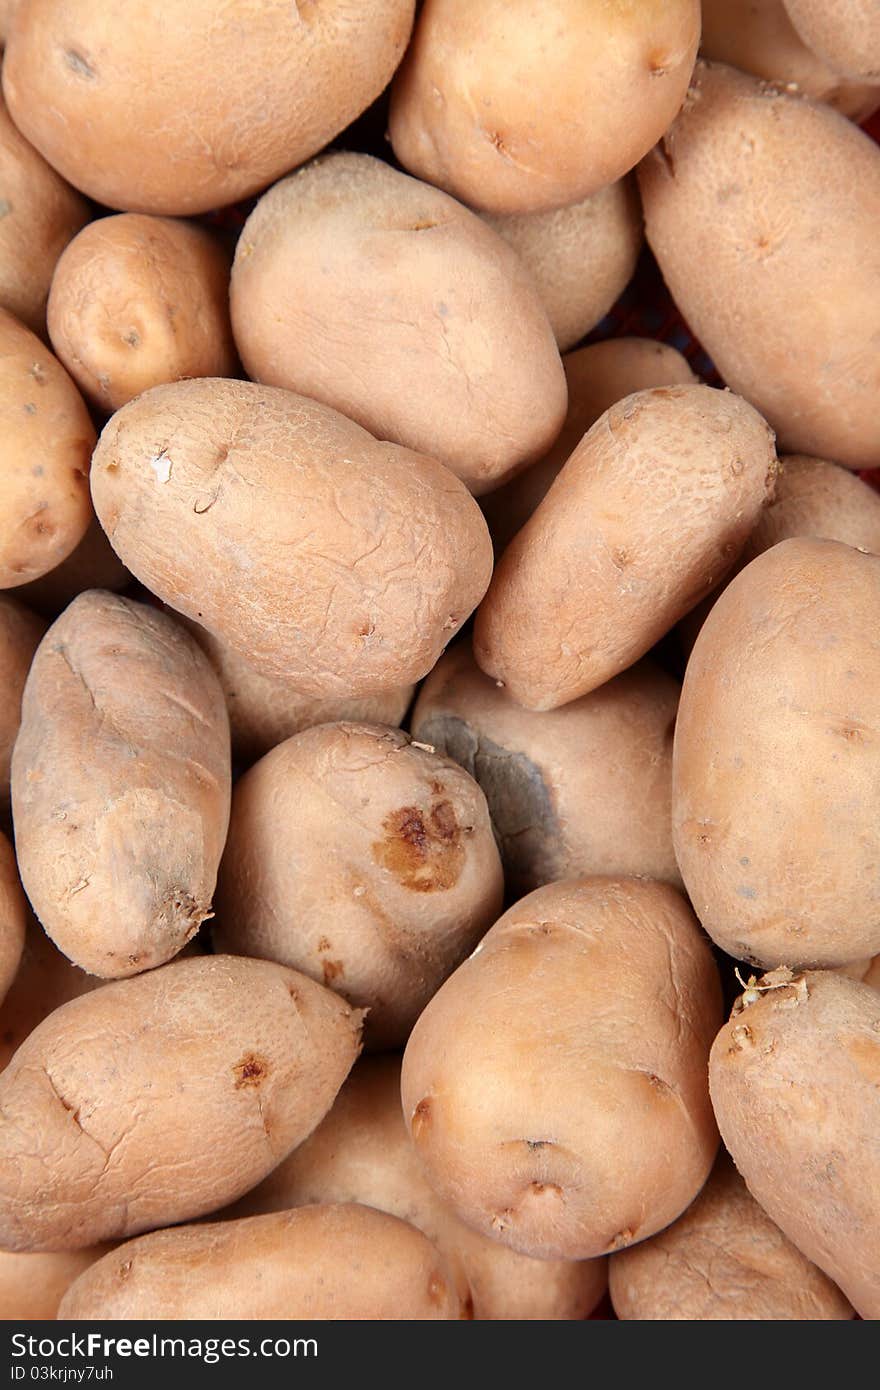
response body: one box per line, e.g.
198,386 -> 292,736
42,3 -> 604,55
0,1247 -> 113,1320
402,877 -> 722,1260
0,593 -> 45,811
0,830 -> 25,1003
782,0 -> 880,82
12,518 -> 130,619
90,379 -> 493,694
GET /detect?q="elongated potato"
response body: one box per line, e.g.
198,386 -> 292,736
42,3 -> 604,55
215,723 -> 503,1048
0,594 -> 45,812
0,830 -> 25,1003
640,62 -> 880,470
782,0 -> 880,82
609,1153 -> 853,1320
0,954 -> 362,1251
12,518 -> 130,619
402,877 -> 722,1260
12,591 -> 231,977
474,385 -> 777,710
674,538 -> 880,968
231,154 -> 567,495
412,644 -> 680,896
0,1247 -> 112,1320
91,379 -> 493,694
710,969 -> 880,1319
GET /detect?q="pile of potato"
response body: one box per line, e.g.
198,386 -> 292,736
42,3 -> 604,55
0,0 -> 879,1323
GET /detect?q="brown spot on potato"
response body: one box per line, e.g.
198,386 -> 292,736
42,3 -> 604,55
411,1096 -> 432,1141
233,1053 -> 269,1088
373,800 -> 464,892
461,1291 -> 475,1320
317,936 -> 331,952
123,330 -> 140,348
64,49 -> 95,79
321,958 -> 344,986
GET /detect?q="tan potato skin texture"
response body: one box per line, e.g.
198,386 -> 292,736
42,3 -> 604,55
673,538 -> 880,969
215,723 -> 503,1050
782,0 -> 880,82
0,919 -> 100,1072
0,1246 -> 111,1320
474,384 -> 777,711
12,518 -> 129,620
48,215 -> 237,412
11,591 -> 232,978
412,643 -> 681,897
0,954 -> 363,1252
388,0 -> 700,216
609,1153 -> 853,1320
2,0 -> 416,215
90,378 -> 493,695
0,593 -> 45,812
401,877 -> 722,1261
710,971 -> 880,1319
639,62 -> 880,471
0,309 -> 95,588
231,1055 -> 608,1320
231,154 -> 567,496
0,831 -> 24,1004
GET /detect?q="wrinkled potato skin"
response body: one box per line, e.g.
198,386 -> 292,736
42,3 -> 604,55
0,954 -> 363,1252
389,0 -> 700,215
12,518 -> 130,619
412,643 -> 680,897
60,1204 -> 461,1321
0,919 -> 100,1071
11,591 -> 231,978
90,379 -> 493,695
231,154 -> 567,496
0,309 -> 95,588
474,385 -> 777,710
0,831 -> 25,1003
609,1153 -> 853,1320
782,0 -> 880,82
710,971 -> 880,1319
215,723 -> 503,1049
0,594 -> 45,812
233,1056 -> 608,1320
674,538 -> 880,968
48,215 -> 237,411
0,1246 -> 112,1320
402,877 -> 722,1261
639,62 -> 880,470
3,0 -> 416,215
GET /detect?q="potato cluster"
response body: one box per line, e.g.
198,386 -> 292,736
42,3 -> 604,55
0,0 -> 878,1323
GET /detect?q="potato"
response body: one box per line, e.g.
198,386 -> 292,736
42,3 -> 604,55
12,518 -> 129,619
215,723 -> 503,1049
483,180 -> 642,354
388,0 -> 701,216
412,643 -> 680,897
232,1055 -> 608,1320
0,593 -> 45,813
48,214 -> 237,412
0,309 -> 95,588
609,1152 -> 853,1320
2,1 -> 416,215
0,830 -> 25,1004
11,591 -> 231,977
474,385 -> 777,711
639,62 -> 880,471
0,953 -> 362,1251
673,538 -> 880,969
710,969 -> 880,1319
0,1247 -> 112,1320
230,154 -> 567,495
90,379 -> 493,694
782,0 -> 880,82
59,1204 -> 462,1321
0,919 -> 100,1071
402,877 -> 722,1260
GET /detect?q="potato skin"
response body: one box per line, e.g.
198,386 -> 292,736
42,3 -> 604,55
412,643 -> 680,897
215,723 -> 503,1049
474,385 -> 777,710
231,154 -> 567,496
609,1153 -> 853,1320
3,0 -> 416,215
639,62 -> 880,470
389,0 -> 700,215
11,591 -> 232,977
0,830 -> 25,1004
90,378 -> 493,694
0,1247 -> 112,1320
673,538 -> 880,969
0,593 -> 45,812
0,918 -> 100,1071
402,877 -> 722,1260
710,970 -> 880,1319
782,0 -> 880,82
0,954 -> 362,1251
48,215 -> 237,412
12,518 -> 130,619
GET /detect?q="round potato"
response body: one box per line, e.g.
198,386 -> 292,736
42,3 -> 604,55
710,969 -> 880,1319
12,518 -> 129,619
474,385 -> 777,711
2,0 -> 416,215
48,214 -> 237,411
389,0 -> 700,215
0,308 -> 95,588
12,591 -> 232,977
402,877 -> 722,1261
0,919 -> 101,1071
0,953 -> 362,1251
215,723 -> 503,1049
0,593 -> 45,811
0,1247 -> 112,1320
412,643 -> 680,897
0,830 -> 25,1003
639,62 -> 880,470
782,0 -> 880,82
673,538 -> 880,969
231,154 -> 566,495
90,379 -> 493,694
